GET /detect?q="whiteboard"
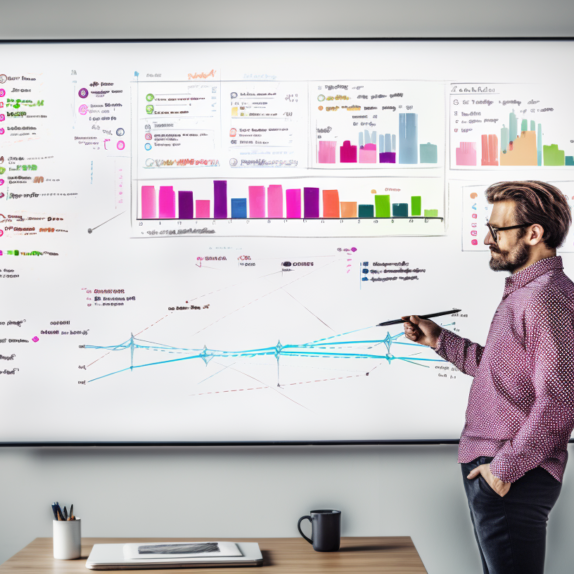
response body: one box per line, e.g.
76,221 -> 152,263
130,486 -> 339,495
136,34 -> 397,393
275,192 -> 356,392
1,40 -> 574,444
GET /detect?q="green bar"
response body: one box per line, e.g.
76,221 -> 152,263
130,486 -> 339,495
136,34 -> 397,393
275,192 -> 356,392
543,144 -> 565,166
424,209 -> 438,217
374,195 -> 391,218
411,196 -> 422,216
358,204 -> 374,218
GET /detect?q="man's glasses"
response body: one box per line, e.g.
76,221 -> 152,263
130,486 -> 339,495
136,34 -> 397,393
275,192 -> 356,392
486,219 -> 534,243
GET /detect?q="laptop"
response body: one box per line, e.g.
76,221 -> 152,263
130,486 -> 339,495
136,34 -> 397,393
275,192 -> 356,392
86,542 -> 263,570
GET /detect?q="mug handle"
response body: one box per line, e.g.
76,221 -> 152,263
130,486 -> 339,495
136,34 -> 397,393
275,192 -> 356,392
297,515 -> 313,544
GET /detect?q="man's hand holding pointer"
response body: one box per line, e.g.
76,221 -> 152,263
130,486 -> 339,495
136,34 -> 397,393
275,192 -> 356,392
401,315 -> 443,348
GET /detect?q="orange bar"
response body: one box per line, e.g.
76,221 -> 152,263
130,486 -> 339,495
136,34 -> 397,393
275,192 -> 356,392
322,189 -> 340,218
340,202 -> 357,218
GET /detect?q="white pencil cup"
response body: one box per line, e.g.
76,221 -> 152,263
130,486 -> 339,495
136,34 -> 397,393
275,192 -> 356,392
53,519 -> 81,559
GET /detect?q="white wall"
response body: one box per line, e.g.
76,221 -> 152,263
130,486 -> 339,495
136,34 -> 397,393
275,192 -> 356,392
1,0 -> 574,39
1,445 -> 574,573
2,2 -> 574,573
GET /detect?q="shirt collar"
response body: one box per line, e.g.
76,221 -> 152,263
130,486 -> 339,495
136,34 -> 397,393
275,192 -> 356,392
503,255 -> 563,299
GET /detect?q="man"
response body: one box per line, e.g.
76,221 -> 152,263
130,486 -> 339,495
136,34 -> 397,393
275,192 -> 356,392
403,181 -> 574,574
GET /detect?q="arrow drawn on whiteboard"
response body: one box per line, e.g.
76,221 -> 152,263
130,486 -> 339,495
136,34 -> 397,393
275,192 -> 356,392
87,211 -> 126,234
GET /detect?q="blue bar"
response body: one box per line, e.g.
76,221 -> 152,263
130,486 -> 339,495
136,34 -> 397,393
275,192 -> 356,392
231,198 -> 247,218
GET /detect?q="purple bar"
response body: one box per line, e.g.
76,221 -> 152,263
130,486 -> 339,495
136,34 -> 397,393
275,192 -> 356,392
303,187 -> 320,219
214,180 -> 228,219
178,191 -> 194,219
286,189 -> 301,218
379,152 -> 396,164
159,186 -> 176,218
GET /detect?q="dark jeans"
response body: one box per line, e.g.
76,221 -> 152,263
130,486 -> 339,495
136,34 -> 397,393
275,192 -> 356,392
461,457 -> 562,574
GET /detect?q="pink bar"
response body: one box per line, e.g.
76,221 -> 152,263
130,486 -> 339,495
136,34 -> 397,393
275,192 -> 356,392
340,140 -> 357,163
267,185 -> 283,218
286,188 -> 301,218
196,200 -> 211,218
318,141 -> 336,163
249,186 -> 266,218
141,186 -> 157,219
456,142 -> 477,166
359,143 -> 377,164
159,186 -> 176,218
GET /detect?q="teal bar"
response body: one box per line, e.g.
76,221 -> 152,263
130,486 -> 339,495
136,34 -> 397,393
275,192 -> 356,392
358,204 -> 374,218
392,203 -> 409,217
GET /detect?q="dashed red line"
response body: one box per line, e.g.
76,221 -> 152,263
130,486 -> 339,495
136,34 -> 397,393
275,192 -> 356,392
190,374 -> 366,397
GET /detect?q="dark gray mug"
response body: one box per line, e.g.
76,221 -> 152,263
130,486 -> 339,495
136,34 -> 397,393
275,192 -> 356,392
297,509 -> 341,552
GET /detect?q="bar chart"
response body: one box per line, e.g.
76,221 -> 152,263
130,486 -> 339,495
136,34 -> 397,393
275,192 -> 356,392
133,177 -> 445,237
319,120 -> 438,166
311,80 -> 444,170
451,83 -> 574,169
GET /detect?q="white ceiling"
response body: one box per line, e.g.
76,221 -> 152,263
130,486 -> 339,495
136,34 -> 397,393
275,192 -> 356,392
1,0 -> 573,40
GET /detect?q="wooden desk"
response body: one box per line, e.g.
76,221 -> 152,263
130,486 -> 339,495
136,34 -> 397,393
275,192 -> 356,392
0,537 -> 427,574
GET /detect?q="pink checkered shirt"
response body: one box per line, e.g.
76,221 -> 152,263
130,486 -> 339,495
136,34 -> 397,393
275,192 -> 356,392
435,256 -> 574,483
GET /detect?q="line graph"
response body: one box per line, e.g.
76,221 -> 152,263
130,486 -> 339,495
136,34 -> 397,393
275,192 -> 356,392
83,325 -> 446,386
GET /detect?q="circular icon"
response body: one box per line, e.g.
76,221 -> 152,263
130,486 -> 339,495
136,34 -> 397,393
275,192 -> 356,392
0,128 -> 5,135
145,158 -> 154,167
318,106 -> 323,111
0,167 -> 5,174
78,87 -> 89,99
230,92 -> 238,99
146,94 -> 154,102
229,128 -> 237,137
0,89 -> 5,97
78,104 -> 88,115
317,94 -> 325,102
229,158 -> 238,167
0,179 -> 4,186
116,128 -> 125,136
145,143 -> 152,151
0,229 -> 4,237
146,105 -> 154,114
145,133 -> 152,140
117,140 -> 125,151
0,156 -> 3,163
0,115 -> 4,122
0,75 -> 6,84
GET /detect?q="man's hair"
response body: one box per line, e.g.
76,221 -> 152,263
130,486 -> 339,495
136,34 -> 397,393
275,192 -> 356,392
485,181 -> 572,249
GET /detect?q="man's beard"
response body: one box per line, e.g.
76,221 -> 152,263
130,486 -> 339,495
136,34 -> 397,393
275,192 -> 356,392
489,241 -> 530,272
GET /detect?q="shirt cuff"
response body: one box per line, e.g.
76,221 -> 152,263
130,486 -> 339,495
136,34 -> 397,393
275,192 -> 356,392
489,458 -> 518,484
431,328 -> 446,352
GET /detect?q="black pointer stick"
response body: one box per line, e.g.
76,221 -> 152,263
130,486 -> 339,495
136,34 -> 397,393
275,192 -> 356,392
377,309 -> 462,327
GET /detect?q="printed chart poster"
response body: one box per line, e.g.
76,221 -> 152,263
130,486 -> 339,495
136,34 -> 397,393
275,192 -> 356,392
222,82 -> 308,169
461,181 -> 574,252
309,81 -> 444,169
451,83 -> 574,170
132,176 -> 445,237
